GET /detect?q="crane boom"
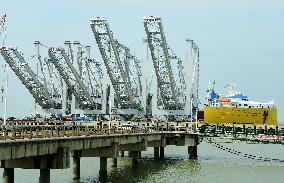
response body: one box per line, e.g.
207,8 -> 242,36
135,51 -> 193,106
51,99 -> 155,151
114,41 -> 143,103
48,47 -> 99,110
84,59 -> 103,100
189,40 -> 200,108
0,47 -> 61,109
144,16 -> 183,110
90,18 -> 135,109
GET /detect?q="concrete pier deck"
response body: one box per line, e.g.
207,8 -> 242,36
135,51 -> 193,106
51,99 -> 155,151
0,126 -> 199,183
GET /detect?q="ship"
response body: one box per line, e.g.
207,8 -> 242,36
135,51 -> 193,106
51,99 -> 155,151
204,81 -> 277,125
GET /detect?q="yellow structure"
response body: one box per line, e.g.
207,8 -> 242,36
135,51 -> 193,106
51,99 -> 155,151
204,106 -> 277,125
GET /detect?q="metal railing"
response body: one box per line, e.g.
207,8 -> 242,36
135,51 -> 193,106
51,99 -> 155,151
0,125 -> 192,141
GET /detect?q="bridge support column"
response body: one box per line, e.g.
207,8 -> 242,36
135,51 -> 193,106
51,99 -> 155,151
188,145 -> 197,159
112,158 -> 117,167
99,157 -> 107,181
39,169 -> 50,183
3,168 -> 14,183
154,147 -> 159,159
72,151 -> 81,183
129,151 -> 139,167
160,147 -> 164,159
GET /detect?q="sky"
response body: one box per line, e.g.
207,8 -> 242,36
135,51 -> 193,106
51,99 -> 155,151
0,0 -> 283,122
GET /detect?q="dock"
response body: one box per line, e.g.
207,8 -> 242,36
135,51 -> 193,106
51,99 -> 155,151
0,126 -> 198,183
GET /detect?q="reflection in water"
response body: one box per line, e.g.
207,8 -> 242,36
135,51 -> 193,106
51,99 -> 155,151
81,156 -> 201,183
80,144 -> 284,183
108,158 -> 201,183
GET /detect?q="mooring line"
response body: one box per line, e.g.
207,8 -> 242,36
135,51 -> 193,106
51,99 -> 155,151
205,137 -> 284,163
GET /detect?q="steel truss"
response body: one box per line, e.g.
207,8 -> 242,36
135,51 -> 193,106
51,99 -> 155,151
144,16 -> 186,110
0,47 -> 62,110
48,46 -> 101,111
90,18 -> 143,110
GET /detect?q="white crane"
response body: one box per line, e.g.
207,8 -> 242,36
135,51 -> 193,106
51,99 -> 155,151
90,18 -> 145,119
48,43 -> 104,114
144,16 -> 191,121
186,39 -> 200,121
0,47 -> 63,111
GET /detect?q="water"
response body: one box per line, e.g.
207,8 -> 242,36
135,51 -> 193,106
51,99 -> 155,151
1,142 -> 284,183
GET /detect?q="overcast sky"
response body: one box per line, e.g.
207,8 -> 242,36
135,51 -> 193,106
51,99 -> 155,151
0,0 -> 283,123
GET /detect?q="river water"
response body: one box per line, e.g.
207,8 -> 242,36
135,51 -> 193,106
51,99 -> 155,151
1,142 -> 284,183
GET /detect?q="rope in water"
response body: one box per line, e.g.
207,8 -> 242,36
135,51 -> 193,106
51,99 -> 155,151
203,137 -> 284,163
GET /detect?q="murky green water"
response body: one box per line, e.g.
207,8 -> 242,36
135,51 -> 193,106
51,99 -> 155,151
1,142 -> 284,183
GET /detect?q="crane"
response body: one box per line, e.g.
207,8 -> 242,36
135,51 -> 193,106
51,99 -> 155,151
90,18 -> 144,113
34,41 -> 64,113
144,16 -> 186,111
186,39 -> 200,121
187,39 -> 200,110
0,47 -> 62,110
48,44 -> 103,113
72,42 -> 104,109
114,40 -> 143,108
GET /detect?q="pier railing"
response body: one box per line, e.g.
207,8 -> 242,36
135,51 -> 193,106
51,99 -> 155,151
0,125 -> 190,141
0,125 -> 199,183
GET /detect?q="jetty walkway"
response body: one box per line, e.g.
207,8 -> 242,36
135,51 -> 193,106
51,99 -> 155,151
0,125 -> 199,183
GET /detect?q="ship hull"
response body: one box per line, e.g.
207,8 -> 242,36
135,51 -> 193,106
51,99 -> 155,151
204,107 -> 277,125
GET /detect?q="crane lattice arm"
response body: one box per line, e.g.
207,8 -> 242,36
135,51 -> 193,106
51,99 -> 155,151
84,58 -> 103,100
114,41 -> 143,101
144,16 -> 184,110
0,47 -> 61,109
166,48 -> 187,104
48,47 -> 99,110
188,40 -> 200,108
90,18 -> 134,109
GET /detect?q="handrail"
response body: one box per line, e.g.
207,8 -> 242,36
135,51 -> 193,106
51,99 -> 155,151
0,125 -> 192,141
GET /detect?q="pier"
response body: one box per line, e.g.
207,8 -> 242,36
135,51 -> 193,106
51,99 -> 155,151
0,126 -> 198,183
